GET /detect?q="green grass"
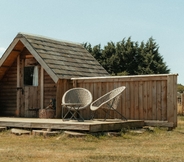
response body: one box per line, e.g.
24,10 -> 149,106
0,117 -> 184,162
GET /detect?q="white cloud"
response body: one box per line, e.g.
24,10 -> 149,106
0,47 -> 6,57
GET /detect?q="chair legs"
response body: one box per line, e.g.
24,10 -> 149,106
62,106 -> 84,121
103,108 -> 127,121
91,107 -> 127,121
90,111 -> 96,120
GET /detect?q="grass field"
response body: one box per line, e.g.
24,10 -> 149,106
1,116 -> 184,162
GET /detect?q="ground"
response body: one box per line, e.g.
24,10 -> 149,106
0,116 -> 184,162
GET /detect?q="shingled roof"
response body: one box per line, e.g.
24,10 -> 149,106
0,33 -> 109,82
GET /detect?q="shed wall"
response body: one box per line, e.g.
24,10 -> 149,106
43,72 -> 57,108
56,79 -> 73,118
72,74 -> 177,127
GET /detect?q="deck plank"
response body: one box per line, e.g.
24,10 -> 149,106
0,117 -> 144,132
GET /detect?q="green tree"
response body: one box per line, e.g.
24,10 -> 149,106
92,44 -> 102,64
143,37 -> 170,74
83,42 -> 92,53
83,37 -> 170,75
119,37 -> 139,75
178,84 -> 184,93
102,42 -> 118,75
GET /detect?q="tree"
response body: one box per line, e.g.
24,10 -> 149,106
143,37 -> 170,74
119,37 -> 140,75
83,37 -> 170,75
178,84 -> 184,93
102,42 -> 118,75
83,42 -> 92,53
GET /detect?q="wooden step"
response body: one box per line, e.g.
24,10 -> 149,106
11,128 -> 31,135
44,131 -> 60,136
105,132 -> 121,136
0,127 -> 7,132
64,131 -> 87,137
32,130 -> 60,137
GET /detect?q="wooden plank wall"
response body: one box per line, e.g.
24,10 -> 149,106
72,74 -> 178,127
56,79 -> 73,118
0,61 -> 17,116
178,93 -> 184,115
43,72 -> 74,118
43,72 -> 57,108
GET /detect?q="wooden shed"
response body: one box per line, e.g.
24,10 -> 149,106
0,33 -> 109,118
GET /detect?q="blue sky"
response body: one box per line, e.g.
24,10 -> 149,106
0,1 -> 184,83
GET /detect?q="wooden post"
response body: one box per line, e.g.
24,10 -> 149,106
73,80 -> 77,88
40,67 -> 44,109
167,75 -> 177,128
56,79 -> 63,118
16,55 -> 20,116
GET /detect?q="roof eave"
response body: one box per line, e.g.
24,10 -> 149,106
0,38 -> 20,67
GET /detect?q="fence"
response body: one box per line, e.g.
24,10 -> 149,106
72,74 -> 178,128
177,93 -> 184,115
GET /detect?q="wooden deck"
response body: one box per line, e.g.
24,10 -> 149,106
0,117 -> 144,132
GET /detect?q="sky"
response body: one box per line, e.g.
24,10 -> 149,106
0,1 -> 184,83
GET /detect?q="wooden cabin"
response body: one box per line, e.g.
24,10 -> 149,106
0,33 -> 177,128
0,33 -> 109,118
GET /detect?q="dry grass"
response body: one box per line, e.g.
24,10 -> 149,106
1,117 -> 184,162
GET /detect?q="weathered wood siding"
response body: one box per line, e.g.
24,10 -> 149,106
44,72 -> 57,108
0,60 -> 17,116
72,74 -> 178,127
56,79 -> 73,118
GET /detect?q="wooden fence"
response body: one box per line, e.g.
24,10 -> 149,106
72,74 -> 178,128
177,93 -> 184,115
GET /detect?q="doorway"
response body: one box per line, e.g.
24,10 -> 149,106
17,56 -> 40,117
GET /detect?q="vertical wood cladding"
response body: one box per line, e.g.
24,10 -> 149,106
44,71 -> 56,108
0,60 -> 17,116
72,74 -> 178,127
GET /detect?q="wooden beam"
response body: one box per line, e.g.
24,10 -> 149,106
0,38 -> 20,67
12,50 -> 22,52
56,79 -> 63,118
16,55 -> 20,117
71,74 -> 178,82
167,75 -> 177,128
40,67 -> 44,109
144,120 -> 174,128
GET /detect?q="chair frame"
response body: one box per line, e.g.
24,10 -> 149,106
90,86 -> 127,120
62,87 -> 93,121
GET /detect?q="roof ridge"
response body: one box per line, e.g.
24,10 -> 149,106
16,32 -> 82,46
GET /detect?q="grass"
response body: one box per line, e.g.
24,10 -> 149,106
1,117 -> 184,162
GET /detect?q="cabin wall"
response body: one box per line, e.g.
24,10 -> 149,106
72,74 -> 178,127
43,72 -> 57,108
0,47 -> 58,117
18,49 -> 57,117
0,53 -> 71,118
56,79 -> 73,118
0,60 -> 17,116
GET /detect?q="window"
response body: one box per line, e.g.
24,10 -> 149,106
24,66 -> 38,86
